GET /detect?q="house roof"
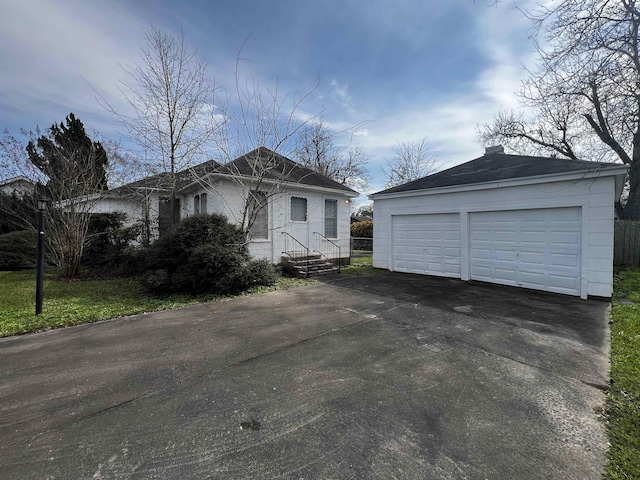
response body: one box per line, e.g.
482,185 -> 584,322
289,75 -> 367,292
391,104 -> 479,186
108,159 -> 221,196
212,147 -> 358,194
372,152 -> 626,196
0,175 -> 35,186
108,147 -> 358,197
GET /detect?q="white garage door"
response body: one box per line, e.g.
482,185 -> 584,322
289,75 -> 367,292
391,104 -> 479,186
392,214 -> 461,278
470,208 -> 582,296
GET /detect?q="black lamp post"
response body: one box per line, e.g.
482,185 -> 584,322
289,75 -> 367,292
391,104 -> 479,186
35,197 -> 47,315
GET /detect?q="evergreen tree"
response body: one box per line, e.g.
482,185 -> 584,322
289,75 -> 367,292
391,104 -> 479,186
26,113 -> 108,197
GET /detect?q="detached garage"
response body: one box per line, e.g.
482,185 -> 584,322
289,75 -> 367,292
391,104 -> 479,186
371,148 -> 628,298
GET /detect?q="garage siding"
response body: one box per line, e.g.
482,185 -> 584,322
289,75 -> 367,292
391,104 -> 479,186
373,176 -> 616,298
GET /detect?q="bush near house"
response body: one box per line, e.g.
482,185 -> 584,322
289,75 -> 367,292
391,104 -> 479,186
81,212 -> 139,274
0,230 -> 37,270
140,213 -> 277,295
351,220 -> 373,238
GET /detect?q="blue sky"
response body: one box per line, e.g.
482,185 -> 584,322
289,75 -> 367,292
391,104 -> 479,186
0,0 -> 542,199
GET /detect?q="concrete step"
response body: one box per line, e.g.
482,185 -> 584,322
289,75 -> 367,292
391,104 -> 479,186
281,254 -> 322,262
281,251 -> 340,278
295,266 -> 340,278
293,262 -> 335,272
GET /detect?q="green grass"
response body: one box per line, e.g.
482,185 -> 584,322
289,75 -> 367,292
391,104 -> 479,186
350,254 -> 373,266
606,266 -> 640,479
0,270 -> 313,337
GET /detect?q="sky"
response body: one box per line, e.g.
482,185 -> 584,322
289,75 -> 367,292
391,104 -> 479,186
0,0 -> 544,202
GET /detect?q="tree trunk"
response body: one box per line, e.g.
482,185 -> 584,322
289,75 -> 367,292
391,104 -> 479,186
624,160 -> 640,220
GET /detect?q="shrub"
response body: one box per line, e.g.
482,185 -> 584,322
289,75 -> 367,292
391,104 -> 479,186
240,258 -> 278,288
351,220 -> 373,238
82,212 -> 140,275
0,192 -> 36,235
140,214 -> 277,296
0,230 -> 37,270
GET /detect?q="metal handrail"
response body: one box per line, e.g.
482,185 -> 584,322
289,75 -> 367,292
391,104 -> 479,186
282,232 -> 309,278
313,232 -> 341,273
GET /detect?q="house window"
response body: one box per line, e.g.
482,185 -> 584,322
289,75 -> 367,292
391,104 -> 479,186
249,190 -> 268,239
200,193 -> 207,214
325,199 -> 338,238
291,197 -> 307,222
194,193 -> 207,214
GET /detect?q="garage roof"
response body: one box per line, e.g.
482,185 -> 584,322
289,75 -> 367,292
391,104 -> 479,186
373,152 -> 625,196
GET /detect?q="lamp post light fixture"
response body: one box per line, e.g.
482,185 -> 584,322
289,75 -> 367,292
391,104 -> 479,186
35,197 -> 47,315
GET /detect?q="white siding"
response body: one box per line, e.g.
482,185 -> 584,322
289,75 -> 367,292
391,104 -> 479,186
191,180 -> 352,263
373,176 -> 617,298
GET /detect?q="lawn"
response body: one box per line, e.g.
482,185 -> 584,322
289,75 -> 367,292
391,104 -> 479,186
0,270 -> 313,337
606,266 -> 640,479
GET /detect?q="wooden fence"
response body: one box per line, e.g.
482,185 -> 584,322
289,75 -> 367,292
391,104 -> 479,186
614,220 -> 640,265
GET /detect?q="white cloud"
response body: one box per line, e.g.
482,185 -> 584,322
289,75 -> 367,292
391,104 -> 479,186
329,79 -> 356,114
344,2 -> 541,193
0,0 -> 147,135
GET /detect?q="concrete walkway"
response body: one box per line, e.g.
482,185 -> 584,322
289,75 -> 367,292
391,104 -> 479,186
0,272 -> 610,479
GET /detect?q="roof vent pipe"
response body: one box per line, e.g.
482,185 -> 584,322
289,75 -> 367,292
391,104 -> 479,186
485,145 -> 505,155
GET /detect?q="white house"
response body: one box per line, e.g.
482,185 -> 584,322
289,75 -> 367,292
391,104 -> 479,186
91,147 -> 357,266
0,176 -> 37,197
370,147 -> 629,299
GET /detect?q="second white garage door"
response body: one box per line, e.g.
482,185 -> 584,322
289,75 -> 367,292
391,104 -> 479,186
470,207 -> 582,296
392,213 -> 461,278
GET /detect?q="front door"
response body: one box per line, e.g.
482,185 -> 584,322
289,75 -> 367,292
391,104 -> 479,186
286,195 -> 310,254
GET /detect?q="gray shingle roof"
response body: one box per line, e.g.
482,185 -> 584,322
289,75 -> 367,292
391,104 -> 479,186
373,153 -> 624,195
216,147 -> 358,194
108,147 -> 358,197
108,159 -> 222,196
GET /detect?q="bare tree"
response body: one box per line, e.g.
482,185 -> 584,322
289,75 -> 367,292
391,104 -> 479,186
383,138 -> 438,188
296,118 -> 370,190
203,48 -> 323,244
479,0 -> 640,218
97,27 -> 217,229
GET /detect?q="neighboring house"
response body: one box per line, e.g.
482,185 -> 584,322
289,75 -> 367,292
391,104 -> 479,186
90,147 -> 358,264
0,176 -> 37,197
369,146 -> 629,299
351,214 -> 373,224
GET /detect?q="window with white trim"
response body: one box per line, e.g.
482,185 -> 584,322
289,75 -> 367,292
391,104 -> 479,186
194,194 -> 200,214
324,199 -> 338,238
249,190 -> 268,239
290,197 -> 307,222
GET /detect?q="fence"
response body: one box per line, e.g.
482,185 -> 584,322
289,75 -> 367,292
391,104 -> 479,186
350,236 -> 372,253
614,220 -> 640,265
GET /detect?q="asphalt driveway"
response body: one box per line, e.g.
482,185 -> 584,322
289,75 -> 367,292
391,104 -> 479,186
0,272 -> 610,479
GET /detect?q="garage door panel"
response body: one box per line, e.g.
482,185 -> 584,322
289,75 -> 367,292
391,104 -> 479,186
520,252 -> 545,264
550,253 -> 580,267
546,274 -> 580,291
551,233 -> 581,245
494,269 -> 517,282
470,208 -> 582,296
393,214 -> 461,278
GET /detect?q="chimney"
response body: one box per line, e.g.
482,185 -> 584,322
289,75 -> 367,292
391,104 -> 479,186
484,145 -> 505,155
